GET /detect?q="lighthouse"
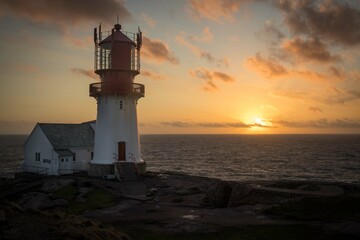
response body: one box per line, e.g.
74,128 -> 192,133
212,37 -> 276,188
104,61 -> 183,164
89,23 -> 145,177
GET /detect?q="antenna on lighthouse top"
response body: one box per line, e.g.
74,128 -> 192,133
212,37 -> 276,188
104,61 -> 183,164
117,15 -> 119,24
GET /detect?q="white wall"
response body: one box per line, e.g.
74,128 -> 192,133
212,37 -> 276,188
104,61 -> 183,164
70,147 -> 93,171
24,125 -> 57,175
92,94 -> 142,165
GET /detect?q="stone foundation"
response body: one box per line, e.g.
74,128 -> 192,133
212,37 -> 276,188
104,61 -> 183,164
88,163 -> 114,177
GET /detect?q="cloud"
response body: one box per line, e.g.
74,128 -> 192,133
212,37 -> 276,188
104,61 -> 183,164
176,32 -> 228,67
246,53 -> 288,79
71,68 -> 99,80
16,63 -> 39,74
256,20 -> 285,44
142,69 -> 167,81
271,118 -> 360,128
272,87 -> 360,105
275,0 -> 360,46
142,36 -> 179,65
63,33 -> 93,48
161,121 -> 267,128
282,37 -> 341,63
189,68 -> 235,91
187,0 -> 248,22
141,13 -> 156,28
189,27 -> 214,42
246,53 -> 345,82
309,106 -> 323,112
0,0 -> 131,29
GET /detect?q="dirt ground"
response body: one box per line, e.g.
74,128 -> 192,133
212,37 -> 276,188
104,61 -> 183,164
1,172 -> 360,240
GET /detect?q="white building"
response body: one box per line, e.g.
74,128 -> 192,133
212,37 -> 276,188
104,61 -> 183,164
23,122 -> 95,175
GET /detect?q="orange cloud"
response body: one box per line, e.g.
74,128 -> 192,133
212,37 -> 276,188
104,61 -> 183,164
187,0 -> 247,22
246,53 -> 288,79
282,37 -> 341,63
142,36 -> 179,65
176,32 -> 228,67
189,68 -> 235,91
309,106 -> 323,113
141,13 -> 156,28
271,118 -> 360,128
142,69 -> 167,81
161,121 -> 267,128
189,27 -> 213,43
71,68 -> 99,80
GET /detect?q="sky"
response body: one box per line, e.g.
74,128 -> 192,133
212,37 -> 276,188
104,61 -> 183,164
0,0 -> 359,134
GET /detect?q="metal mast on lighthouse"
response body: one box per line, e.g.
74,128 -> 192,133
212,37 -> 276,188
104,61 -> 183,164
89,22 -> 145,178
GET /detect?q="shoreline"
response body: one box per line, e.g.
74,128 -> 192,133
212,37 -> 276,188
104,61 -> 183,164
1,171 -> 360,239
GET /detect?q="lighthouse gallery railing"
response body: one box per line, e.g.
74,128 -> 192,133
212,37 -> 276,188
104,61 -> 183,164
89,82 -> 144,97
94,30 -> 140,72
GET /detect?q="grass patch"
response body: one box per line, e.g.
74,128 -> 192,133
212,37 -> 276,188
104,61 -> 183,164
52,184 -> 78,201
122,225 -> 357,240
266,195 -> 360,221
66,188 -> 117,215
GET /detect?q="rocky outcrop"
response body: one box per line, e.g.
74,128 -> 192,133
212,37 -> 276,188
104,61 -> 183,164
204,181 -> 233,208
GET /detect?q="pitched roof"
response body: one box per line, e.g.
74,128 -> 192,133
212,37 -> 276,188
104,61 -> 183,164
55,149 -> 74,157
38,123 -> 94,149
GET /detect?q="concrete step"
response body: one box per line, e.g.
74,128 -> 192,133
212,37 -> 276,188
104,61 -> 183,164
115,162 -> 140,182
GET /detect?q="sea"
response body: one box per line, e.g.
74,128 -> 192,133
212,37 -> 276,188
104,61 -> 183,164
1,134 -> 359,183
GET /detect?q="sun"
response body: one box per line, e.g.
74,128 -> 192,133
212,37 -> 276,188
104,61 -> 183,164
254,117 -> 265,126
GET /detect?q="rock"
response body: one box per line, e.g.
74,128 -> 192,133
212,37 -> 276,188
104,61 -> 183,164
227,183 -> 251,207
22,192 -> 56,210
204,181 -> 233,208
41,179 -> 74,193
0,209 -> 5,222
53,199 -> 69,207
42,181 -> 62,193
172,197 -> 183,203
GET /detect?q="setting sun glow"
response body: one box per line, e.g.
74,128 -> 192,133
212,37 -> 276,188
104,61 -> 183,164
0,0 -> 359,134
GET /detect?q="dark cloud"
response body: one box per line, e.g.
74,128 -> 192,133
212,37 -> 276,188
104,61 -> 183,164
71,68 -> 99,80
282,37 -> 341,63
256,20 -> 285,44
189,68 -> 235,91
272,118 -> 360,128
275,0 -> 360,46
142,36 -> 179,65
161,121 -> 267,128
0,0 -> 131,28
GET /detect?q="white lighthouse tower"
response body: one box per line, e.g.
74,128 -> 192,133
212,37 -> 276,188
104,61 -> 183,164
89,23 -> 145,177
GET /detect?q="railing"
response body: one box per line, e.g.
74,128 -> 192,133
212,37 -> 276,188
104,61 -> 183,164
89,82 -> 144,97
129,153 -> 141,176
94,30 -> 140,72
23,164 -> 49,175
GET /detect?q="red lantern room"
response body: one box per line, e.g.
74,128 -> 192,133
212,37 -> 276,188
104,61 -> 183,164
90,23 -> 144,98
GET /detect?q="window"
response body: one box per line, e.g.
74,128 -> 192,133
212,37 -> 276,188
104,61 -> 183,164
73,153 -> 76,161
119,100 -> 123,110
91,152 -> 94,160
61,158 -> 64,162
43,159 -> 51,164
35,152 -> 40,162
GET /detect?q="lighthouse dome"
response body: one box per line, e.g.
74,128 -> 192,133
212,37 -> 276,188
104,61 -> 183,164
99,24 -> 136,49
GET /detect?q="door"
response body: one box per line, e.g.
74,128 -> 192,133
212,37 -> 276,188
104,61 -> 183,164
118,142 -> 126,161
